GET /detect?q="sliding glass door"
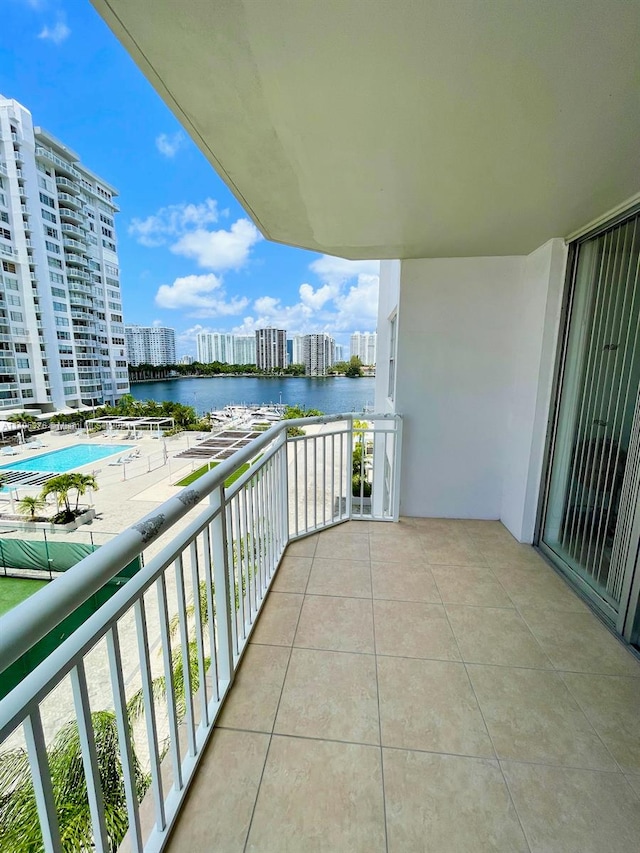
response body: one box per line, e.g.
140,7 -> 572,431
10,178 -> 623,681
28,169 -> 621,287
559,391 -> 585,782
539,211 -> 640,636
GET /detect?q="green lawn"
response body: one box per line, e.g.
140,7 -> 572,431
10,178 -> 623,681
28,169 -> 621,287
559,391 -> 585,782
0,576 -> 48,616
176,461 -> 251,488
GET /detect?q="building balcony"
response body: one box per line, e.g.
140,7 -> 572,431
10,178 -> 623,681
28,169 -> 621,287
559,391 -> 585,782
61,222 -> 86,240
35,147 -> 81,181
67,271 -> 92,284
55,176 -> 81,195
64,253 -> 89,269
59,207 -> 84,226
63,237 -> 86,253
57,192 -> 83,211
1,413 -> 639,852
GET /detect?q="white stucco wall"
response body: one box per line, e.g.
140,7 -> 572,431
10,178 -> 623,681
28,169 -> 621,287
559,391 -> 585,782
500,239 -> 567,541
378,243 -> 567,540
374,260 -> 401,414
393,256 -> 523,521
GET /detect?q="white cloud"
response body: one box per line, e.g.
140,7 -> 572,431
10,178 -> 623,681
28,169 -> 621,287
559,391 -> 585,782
155,131 -> 185,158
309,255 -> 380,284
230,256 -> 379,339
334,274 -> 380,329
155,273 -> 249,318
129,199 -> 219,247
171,219 -> 261,271
38,16 -> 70,44
299,282 -> 339,310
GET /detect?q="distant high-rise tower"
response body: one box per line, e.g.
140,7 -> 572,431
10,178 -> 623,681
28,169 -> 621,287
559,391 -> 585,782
233,335 -> 257,365
196,331 -> 234,364
0,95 -> 128,410
125,325 -> 175,366
255,328 -> 286,371
292,335 -> 305,365
350,331 -> 377,365
301,333 -> 335,376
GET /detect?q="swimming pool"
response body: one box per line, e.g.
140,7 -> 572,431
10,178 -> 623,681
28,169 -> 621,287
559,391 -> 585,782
0,444 -> 134,473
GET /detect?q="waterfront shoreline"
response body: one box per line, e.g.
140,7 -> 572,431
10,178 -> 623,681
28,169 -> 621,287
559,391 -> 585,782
131,375 -> 376,415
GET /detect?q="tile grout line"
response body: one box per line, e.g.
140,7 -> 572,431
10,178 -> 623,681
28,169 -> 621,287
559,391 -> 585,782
435,568 -> 534,853
240,534 -> 317,852
368,539 -> 390,853
215,723 -> 638,775
554,668 -> 629,776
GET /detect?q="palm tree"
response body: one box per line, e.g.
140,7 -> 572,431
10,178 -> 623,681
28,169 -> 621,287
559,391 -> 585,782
41,474 -> 76,521
0,711 -> 149,853
69,473 -> 99,511
17,495 -> 46,520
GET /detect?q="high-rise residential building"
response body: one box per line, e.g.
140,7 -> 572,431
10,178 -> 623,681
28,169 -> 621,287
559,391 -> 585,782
0,95 -> 128,411
125,324 -> 176,366
196,331 -> 234,364
233,334 -> 256,365
350,331 -> 377,365
286,338 -> 293,366
124,323 -> 176,367
335,343 -> 345,362
255,328 -> 286,371
301,333 -> 335,376
291,335 -> 305,365
179,355 -> 194,365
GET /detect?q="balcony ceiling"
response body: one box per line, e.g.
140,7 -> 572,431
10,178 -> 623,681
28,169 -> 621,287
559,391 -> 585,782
92,0 -> 640,258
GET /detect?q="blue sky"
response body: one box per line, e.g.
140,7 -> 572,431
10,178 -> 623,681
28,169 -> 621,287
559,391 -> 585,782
1,0 -> 379,356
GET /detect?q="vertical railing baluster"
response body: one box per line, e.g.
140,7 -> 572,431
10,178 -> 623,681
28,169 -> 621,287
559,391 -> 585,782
156,574 -> 183,790
70,661 -> 110,853
347,416 -> 354,519
24,709 -> 63,853
232,493 -> 246,640
222,501 -> 239,660
281,437 -> 290,547
293,435 -> 299,536
190,538 -> 209,726
331,431 -> 335,521
322,433 -> 327,527
174,554 -> 196,756
255,468 -> 265,598
134,597 -> 166,833
392,417 -> 403,522
242,487 -> 255,621
202,524 -> 219,703
211,487 -> 234,685
303,435 -> 309,533
340,428 -> 345,519
265,458 -> 274,575
107,625 -> 143,853
313,435 -> 318,529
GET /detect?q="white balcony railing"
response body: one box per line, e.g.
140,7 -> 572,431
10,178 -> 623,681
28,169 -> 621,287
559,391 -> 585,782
0,412 -> 401,853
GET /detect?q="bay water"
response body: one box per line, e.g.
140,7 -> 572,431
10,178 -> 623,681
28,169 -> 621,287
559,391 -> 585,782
131,375 -> 376,416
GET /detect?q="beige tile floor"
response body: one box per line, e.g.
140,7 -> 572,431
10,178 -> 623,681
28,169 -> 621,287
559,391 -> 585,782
167,518 -> 640,853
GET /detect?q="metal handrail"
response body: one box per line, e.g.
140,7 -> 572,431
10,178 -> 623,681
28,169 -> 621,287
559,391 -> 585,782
0,412 -> 398,676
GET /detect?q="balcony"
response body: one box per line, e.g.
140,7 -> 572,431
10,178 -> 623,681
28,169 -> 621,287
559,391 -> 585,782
57,192 -> 83,211
63,236 -> 87,253
56,176 -> 81,195
2,413 -> 640,851
64,253 -> 89,269
59,207 -> 84,226
61,222 -> 86,240
35,147 -> 81,180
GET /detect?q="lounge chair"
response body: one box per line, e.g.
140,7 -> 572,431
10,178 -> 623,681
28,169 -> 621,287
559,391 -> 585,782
108,456 -> 125,466
0,446 -> 19,456
26,439 -> 46,449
